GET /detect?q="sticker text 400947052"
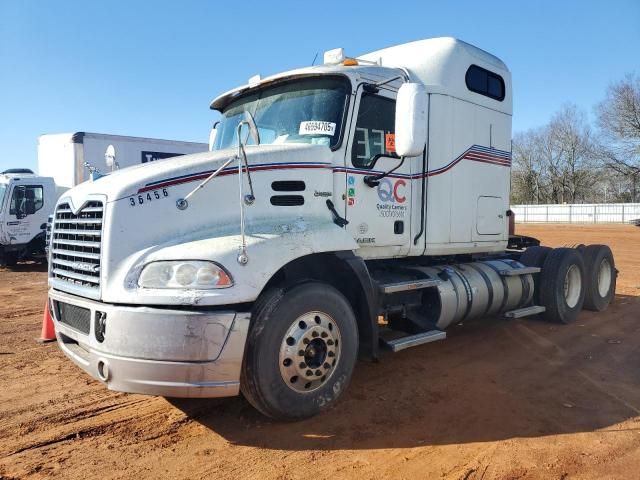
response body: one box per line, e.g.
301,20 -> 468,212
129,188 -> 169,207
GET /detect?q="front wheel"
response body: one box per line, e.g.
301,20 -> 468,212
241,282 -> 359,420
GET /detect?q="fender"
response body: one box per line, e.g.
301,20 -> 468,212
104,219 -> 359,306
335,251 -> 379,360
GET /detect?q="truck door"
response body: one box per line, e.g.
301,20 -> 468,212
5,184 -> 45,245
344,89 -> 412,250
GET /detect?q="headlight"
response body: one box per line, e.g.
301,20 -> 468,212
138,261 -> 233,289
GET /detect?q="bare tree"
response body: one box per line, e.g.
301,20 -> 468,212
550,105 -> 598,203
511,105 -> 599,204
596,74 -> 640,200
511,130 -> 545,203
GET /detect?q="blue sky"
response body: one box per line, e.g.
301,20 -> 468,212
1,0 -> 638,173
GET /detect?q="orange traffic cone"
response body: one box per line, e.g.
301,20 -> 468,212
36,301 -> 56,343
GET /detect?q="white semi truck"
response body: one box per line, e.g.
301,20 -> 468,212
0,133 -> 206,266
47,38 -> 617,420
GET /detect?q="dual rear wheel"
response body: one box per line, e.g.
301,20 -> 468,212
520,245 -> 616,324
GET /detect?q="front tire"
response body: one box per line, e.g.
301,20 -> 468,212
241,282 -> 358,420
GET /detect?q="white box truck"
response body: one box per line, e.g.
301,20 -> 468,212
0,133 -> 206,266
47,38 -> 617,420
38,132 -> 207,190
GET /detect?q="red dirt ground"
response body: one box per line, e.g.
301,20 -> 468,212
1,224 -> 639,479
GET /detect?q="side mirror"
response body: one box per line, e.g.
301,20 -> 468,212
209,121 -> 220,151
14,186 -> 26,219
395,83 -> 427,157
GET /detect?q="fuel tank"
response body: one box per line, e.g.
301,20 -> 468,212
411,259 -> 534,330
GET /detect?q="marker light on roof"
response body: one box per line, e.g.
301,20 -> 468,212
248,74 -> 261,87
323,48 -> 345,65
343,58 -> 359,66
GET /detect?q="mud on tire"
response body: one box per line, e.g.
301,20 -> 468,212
241,282 -> 358,421
539,248 -> 586,324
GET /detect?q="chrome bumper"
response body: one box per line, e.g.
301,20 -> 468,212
48,289 -> 250,398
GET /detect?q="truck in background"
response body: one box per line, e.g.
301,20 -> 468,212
38,132 -> 207,190
0,169 -> 59,265
0,133 -> 207,266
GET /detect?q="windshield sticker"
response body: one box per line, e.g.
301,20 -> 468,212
299,121 -> 336,136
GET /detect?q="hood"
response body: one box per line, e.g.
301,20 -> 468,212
60,143 -> 333,210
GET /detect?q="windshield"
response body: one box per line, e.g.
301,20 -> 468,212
214,76 -> 350,151
0,183 -> 7,211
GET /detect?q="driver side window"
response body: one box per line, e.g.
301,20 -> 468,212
10,185 -> 44,216
351,93 -> 397,168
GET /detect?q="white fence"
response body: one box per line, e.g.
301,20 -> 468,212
511,203 -> 640,224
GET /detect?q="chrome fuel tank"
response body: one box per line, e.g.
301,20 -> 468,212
412,260 -> 534,329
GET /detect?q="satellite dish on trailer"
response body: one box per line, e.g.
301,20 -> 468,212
104,145 -> 118,171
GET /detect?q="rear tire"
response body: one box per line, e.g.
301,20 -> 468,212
539,248 -> 586,324
581,245 -> 616,312
241,282 -> 358,420
3,253 -> 17,267
520,246 -> 552,305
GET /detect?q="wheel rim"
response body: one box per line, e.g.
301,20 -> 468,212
597,258 -> 612,298
564,264 -> 582,308
278,311 -> 341,393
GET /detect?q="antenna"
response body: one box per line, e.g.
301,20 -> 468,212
311,52 -> 318,66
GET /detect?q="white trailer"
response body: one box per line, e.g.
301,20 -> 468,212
38,132 -> 207,190
47,38 -> 617,420
0,134 -> 207,266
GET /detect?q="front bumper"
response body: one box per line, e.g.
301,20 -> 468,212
48,288 -> 250,398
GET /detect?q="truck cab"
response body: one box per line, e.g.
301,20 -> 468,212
47,38 -> 614,421
0,170 -> 57,265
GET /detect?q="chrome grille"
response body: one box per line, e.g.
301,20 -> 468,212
45,214 -> 53,256
51,201 -> 103,289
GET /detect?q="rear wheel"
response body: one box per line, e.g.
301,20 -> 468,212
539,248 -> 586,324
520,246 -> 552,305
581,245 -> 616,312
3,253 -> 17,267
241,282 -> 358,420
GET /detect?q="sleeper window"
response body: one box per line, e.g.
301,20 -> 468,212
465,65 -> 505,101
351,94 -> 397,168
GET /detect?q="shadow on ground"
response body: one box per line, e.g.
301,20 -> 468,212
1,261 -> 48,273
169,293 -> 640,451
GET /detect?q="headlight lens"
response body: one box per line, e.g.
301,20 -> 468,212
138,261 -> 233,289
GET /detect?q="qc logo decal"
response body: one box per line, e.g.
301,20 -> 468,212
377,178 -> 406,204
376,178 -> 407,218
